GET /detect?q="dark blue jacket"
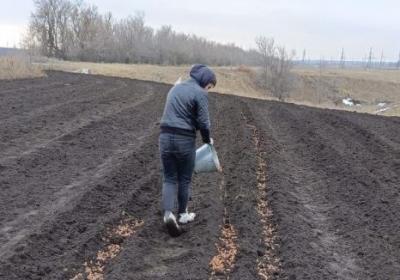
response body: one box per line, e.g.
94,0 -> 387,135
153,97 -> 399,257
160,65 -> 216,143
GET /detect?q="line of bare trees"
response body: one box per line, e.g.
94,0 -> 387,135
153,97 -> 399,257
24,0 -> 261,65
25,0 -> 298,100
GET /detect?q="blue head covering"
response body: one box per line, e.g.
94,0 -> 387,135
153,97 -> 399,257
189,64 -> 217,88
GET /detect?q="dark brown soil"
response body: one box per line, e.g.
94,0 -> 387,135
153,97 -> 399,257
0,72 -> 399,280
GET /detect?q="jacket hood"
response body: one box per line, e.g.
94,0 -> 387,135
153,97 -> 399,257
189,64 -> 217,88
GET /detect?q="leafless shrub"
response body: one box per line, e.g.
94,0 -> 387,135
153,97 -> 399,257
255,36 -> 295,101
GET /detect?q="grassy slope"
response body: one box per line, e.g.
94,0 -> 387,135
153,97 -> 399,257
7,58 -> 400,117
39,60 -> 264,99
291,68 -> 400,117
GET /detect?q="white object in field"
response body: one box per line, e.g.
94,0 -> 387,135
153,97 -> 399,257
194,144 -> 222,174
377,102 -> 386,107
342,98 -> 354,106
174,77 -> 182,85
374,107 -> 390,114
79,68 -> 91,74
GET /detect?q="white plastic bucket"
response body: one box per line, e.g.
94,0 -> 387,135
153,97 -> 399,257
194,144 -> 222,174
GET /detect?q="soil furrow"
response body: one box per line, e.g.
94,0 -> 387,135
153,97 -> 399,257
208,175 -> 239,279
70,216 -> 144,280
241,107 -> 281,280
206,97 -> 266,280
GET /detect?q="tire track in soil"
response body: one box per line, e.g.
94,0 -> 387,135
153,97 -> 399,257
241,106 -> 281,280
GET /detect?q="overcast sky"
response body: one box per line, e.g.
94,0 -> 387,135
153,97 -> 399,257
1,0 -> 399,61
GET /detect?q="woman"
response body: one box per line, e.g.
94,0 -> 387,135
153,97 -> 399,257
159,64 -> 217,237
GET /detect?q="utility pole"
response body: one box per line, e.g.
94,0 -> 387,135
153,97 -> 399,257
397,51 -> 400,69
302,49 -> 306,64
379,50 -> 384,69
367,47 -> 373,69
362,55 -> 367,69
340,48 -> 345,69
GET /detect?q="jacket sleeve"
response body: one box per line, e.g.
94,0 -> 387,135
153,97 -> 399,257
196,92 -> 211,143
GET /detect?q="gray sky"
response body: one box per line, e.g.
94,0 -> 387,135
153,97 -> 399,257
1,0 -> 399,61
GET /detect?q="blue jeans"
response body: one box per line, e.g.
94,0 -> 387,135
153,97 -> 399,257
159,133 -> 196,214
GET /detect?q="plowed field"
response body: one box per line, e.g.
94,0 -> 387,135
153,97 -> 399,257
1,72 -> 399,280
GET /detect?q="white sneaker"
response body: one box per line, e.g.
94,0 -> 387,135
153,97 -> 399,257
163,212 -> 182,237
178,212 -> 196,224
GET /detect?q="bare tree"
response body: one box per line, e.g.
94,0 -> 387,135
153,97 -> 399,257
28,0 -> 72,58
255,36 -> 275,90
55,0 -> 73,58
270,47 -> 296,100
302,49 -> 306,64
255,36 -> 295,101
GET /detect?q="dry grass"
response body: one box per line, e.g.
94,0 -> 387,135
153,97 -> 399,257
39,59 -> 400,117
0,56 -> 44,80
294,68 -> 400,84
291,67 -> 400,117
40,60 -> 264,98
381,104 -> 400,117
